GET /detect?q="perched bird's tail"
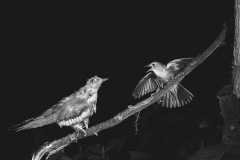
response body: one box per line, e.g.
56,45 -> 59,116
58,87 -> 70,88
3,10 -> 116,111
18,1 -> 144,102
161,83 -> 193,108
9,115 -> 57,132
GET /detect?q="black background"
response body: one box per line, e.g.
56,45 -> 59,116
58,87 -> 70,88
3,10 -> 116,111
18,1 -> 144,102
2,0 -> 234,159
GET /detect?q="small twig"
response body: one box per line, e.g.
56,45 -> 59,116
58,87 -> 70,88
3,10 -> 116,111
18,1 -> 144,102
32,25 -> 227,160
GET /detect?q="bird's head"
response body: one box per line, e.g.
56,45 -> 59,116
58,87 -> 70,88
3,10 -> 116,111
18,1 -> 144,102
145,62 -> 164,72
87,76 -> 108,89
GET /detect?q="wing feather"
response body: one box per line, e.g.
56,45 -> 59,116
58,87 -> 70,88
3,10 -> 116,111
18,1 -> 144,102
132,72 -> 163,98
166,58 -> 195,73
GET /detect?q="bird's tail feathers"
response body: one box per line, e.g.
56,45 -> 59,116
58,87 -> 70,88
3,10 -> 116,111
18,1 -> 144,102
177,83 -> 193,102
177,84 -> 193,103
8,115 -> 57,132
161,83 -> 193,108
8,118 -> 34,131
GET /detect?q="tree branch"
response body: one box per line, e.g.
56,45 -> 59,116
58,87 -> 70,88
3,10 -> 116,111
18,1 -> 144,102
233,0 -> 240,97
32,25 -> 227,160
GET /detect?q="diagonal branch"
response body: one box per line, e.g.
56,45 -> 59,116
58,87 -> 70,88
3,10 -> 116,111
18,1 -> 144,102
32,25 -> 227,160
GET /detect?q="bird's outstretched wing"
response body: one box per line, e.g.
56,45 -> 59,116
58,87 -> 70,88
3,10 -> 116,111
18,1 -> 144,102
132,72 -> 164,98
166,58 -> 195,74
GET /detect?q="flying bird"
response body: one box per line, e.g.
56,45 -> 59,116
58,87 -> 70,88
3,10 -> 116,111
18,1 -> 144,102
132,58 -> 194,108
9,76 -> 108,134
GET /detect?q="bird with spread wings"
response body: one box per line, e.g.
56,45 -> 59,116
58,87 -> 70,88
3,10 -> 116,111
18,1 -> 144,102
132,58 -> 195,108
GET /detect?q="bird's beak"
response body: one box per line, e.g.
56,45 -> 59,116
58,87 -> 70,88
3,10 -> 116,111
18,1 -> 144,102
144,64 -> 151,67
144,64 -> 152,72
146,68 -> 153,73
102,78 -> 108,82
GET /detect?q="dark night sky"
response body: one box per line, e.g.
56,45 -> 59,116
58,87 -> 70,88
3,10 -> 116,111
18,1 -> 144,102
1,0 -> 234,157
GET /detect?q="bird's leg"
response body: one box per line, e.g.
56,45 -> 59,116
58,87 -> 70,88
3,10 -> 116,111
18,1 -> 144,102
151,88 -> 160,96
69,122 -> 87,142
82,118 -> 97,136
83,118 -> 98,136
72,123 -> 87,136
83,118 -> 89,129
69,133 -> 77,142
